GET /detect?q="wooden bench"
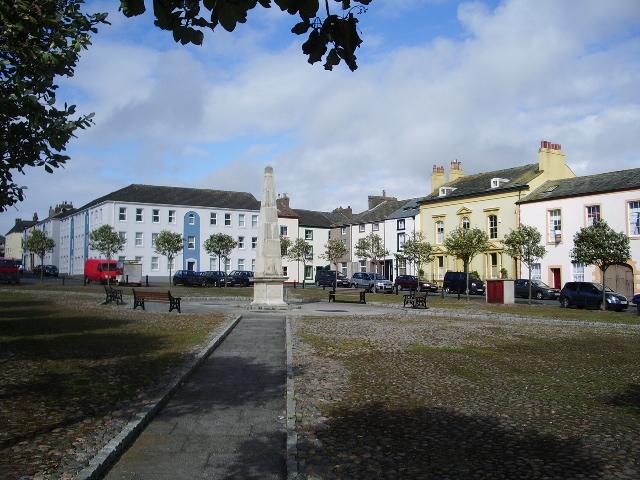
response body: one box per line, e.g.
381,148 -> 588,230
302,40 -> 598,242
104,285 -> 124,305
329,288 -> 366,304
403,290 -> 429,309
133,289 -> 181,313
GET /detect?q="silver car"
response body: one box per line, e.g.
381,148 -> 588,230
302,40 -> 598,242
351,272 -> 394,292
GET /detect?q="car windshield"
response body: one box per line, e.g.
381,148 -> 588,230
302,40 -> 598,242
337,273 -> 346,279
373,274 -> 387,280
532,281 -> 551,288
98,263 -> 117,271
591,283 -> 614,292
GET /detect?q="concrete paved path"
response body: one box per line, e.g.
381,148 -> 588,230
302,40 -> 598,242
104,314 -> 286,480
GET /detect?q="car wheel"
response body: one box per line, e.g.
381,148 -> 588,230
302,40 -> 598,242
444,287 -> 450,294
535,292 -> 543,300
560,297 -> 570,308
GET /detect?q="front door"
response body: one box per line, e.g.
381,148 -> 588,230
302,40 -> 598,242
187,260 -> 195,272
551,268 -> 561,289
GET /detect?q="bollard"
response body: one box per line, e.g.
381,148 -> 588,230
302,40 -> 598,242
126,274 -> 129,284
294,281 -> 297,289
83,276 -> 86,286
146,275 -> 149,287
62,276 -> 65,286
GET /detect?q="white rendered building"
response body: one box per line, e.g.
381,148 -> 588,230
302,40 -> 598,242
518,168 -> 640,297
57,184 -> 263,280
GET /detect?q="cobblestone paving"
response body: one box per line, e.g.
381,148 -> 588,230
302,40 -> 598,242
292,314 -> 640,479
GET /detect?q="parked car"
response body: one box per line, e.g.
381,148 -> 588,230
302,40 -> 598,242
84,259 -> 122,284
315,270 -> 350,288
32,264 -> 59,277
514,279 -> 560,300
559,282 -> 628,311
633,293 -> 640,315
0,258 -> 20,284
442,271 -> 485,295
200,271 -> 227,287
351,272 -> 394,292
227,270 -> 254,287
172,270 -> 201,286
394,275 -> 438,293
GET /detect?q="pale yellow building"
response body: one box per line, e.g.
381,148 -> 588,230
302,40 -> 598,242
419,141 -> 575,283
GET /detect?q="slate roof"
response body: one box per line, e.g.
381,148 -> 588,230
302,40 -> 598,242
420,163 -> 541,204
388,197 -> 424,220
5,220 -> 37,236
77,184 -> 260,212
292,209 -> 352,228
350,198 -> 407,225
519,168 -> 640,204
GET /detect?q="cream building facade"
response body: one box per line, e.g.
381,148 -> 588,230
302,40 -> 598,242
420,142 -> 575,283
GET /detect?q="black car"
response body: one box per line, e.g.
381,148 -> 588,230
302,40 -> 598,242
32,264 -> 59,277
172,270 -> 200,286
227,270 -> 254,287
559,282 -> 628,311
514,279 -> 560,300
442,271 -> 485,295
199,271 -> 227,287
394,275 -> 438,293
315,270 -> 350,288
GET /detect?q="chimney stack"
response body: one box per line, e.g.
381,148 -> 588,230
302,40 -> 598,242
431,165 -> 446,193
448,159 -> 465,182
276,193 -> 290,209
333,206 -> 353,217
538,140 -> 567,177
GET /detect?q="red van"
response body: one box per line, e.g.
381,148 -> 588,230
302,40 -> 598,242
84,259 -> 122,283
0,258 -> 20,284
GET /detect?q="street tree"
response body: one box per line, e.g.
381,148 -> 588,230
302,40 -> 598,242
120,0 -> 372,71
24,229 -> 55,282
204,233 -> 237,274
571,220 -> 630,310
1,1 -> 108,211
286,237 -> 312,288
444,227 -> 489,300
401,232 -> 433,282
503,225 -> 547,304
322,238 -> 348,290
89,225 -> 125,285
354,233 -> 388,276
154,230 -> 184,284
280,235 -> 292,257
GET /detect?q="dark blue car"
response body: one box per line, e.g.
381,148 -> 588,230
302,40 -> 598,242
559,282 -> 628,311
172,270 -> 200,286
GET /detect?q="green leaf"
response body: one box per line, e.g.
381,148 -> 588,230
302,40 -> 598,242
291,20 -> 311,35
120,0 -> 146,17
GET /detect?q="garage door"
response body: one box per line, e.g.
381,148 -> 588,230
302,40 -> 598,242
604,264 -> 633,299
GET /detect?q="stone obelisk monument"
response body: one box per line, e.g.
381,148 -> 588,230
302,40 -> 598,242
251,166 -> 288,308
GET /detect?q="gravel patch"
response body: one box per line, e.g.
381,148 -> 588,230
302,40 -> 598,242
292,312 -> 640,479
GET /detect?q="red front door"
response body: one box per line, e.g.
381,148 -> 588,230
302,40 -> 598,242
551,268 -> 561,289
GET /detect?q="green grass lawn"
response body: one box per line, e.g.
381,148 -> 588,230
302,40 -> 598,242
0,291 -> 226,479
295,315 -> 640,478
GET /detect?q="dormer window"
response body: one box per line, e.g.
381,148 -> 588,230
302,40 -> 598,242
491,178 -> 510,188
439,186 -> 457,197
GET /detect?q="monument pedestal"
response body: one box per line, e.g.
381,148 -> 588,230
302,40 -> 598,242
250,275 -> 289,309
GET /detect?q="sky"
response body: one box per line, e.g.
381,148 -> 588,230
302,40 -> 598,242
2,0 -> 640,235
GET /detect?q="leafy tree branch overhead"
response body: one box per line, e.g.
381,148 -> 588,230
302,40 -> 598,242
119,0 -> 372,71
0,0 -> 108,212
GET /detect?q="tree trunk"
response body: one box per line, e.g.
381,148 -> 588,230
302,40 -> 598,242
106,256 -> 111,286
169,256 -> 173,286
40,255 -> 44,282
465,260 -> 470,301
527,262 -> 532,305
302,261 -> 306,288
601,265 -> 607,311
333,261 -> 338,291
